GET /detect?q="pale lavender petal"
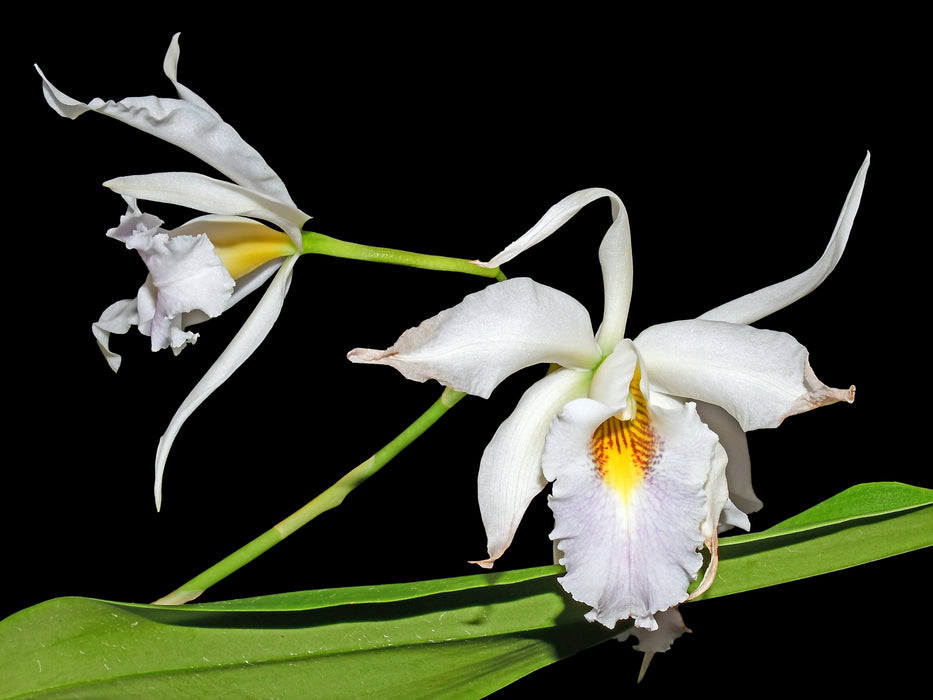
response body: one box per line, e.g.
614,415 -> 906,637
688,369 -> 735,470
543,395 -> 720,630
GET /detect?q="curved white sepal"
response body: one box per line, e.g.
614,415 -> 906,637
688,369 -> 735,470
471,368 -> 592,567
106,172 -> 308,247
348,278 -> 602,399
699,153 -> 868,324
635,319 -> 854,431
154,254 -> 298,510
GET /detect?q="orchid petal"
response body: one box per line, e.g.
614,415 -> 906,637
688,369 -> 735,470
589,340 -> 641,419
161,32 -> 221,119
544,394 -> 720,630
471,368 -> 592,567
92,299 -> 140,372
594,196 -> 634,352
348,278 -> 602,399
117,220 -> 235,353
475,188 -> 622,268
154,253 -> 299,510
169,215 -> 298,280
635,319 -> 854,431
693,400 -> 763,516
699,153 -> 869,325
106,172 -> 308,248
103,195 -> 234,355
471,188 -> 633,353
35,35 -> 296,205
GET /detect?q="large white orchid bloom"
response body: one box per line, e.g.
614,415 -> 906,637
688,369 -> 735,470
349,155 -> 868,630
37,34 -> 310,509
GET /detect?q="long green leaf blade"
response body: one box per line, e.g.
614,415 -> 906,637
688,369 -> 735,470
694,481 -> 933,599
2,482 -> 929,698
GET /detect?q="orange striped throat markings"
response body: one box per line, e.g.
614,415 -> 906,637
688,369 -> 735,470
590,371 -> 661,501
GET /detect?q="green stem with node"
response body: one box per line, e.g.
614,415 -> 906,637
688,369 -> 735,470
153,387 -> 467,606
301,230 -> 507,281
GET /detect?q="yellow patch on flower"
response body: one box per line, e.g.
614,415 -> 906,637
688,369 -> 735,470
207,225 -> 297,280
591,369 -> 659,500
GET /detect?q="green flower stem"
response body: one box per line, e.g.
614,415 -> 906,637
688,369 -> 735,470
153,387 -> 467,606
301,230 -> 507,281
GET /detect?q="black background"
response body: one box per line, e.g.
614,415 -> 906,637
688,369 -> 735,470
9,10 -> 929,695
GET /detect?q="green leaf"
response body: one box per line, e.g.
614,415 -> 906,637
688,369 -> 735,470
0,567 -> 609,699
2,482 -> 930,699
694,481 -> 933,599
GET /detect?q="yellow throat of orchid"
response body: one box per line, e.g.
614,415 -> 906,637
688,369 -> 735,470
207,224 -> 298,280
591,367 -> 659,501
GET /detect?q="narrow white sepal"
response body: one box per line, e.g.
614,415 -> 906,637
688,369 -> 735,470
154,254 -> 299,510
471,368 -> 591,567
699,152 -> 869,325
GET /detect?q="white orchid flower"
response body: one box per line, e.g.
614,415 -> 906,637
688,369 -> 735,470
37,34 -> 309,509
349,155 -> 868,630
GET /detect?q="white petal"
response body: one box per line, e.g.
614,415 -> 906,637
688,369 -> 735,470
635,319 -> 854,431
471,368 -> 592,567
92,299 -> 139,372
471,188 -> 633,354
544,396 -> 720,629
594,196 -> 633,352
348,278 -> 602,399
589,340 -> 640,419
35,36 -> 297,206
161,32 -> 221,118
154,254 -> 299,510
693,400 -> 763,516
104,196 -> 231,354
106,172 -> 308,247
123,226 -> 235,352
699,153 -> 869,325
476,188 -> 622,268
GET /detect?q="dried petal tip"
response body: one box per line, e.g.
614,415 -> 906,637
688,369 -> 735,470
615,607 -> 691,683
347,348 -> 395,363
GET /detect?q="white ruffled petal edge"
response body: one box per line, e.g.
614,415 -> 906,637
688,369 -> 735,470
543,393 -> 723,630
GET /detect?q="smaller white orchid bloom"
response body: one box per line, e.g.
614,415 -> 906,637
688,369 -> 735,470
37,34 -> 309,509
349,155 -> 868,631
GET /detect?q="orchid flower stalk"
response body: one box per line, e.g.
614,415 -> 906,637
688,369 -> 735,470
155,387 -> 465,605
348,155 -> 868,634
37,34 -> 500,510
